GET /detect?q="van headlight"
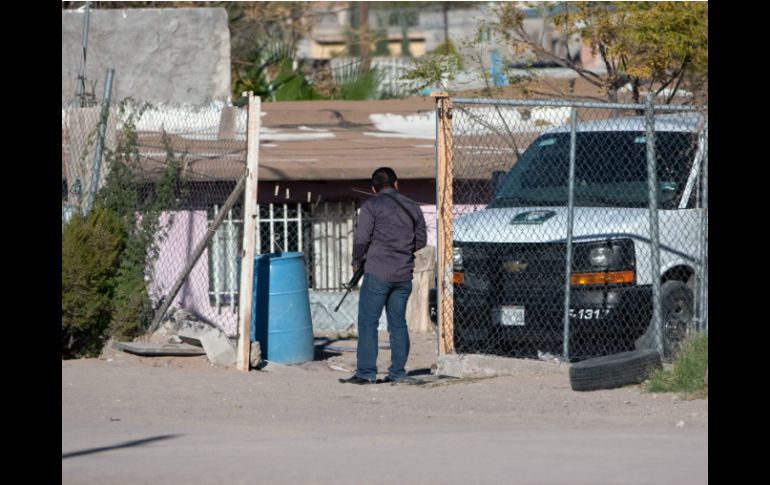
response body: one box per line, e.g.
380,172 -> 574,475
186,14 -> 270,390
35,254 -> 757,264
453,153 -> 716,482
574,239 -> 635,270
588,246 -> 613,267
453,246 -> 463,271
571,239 -> 636,286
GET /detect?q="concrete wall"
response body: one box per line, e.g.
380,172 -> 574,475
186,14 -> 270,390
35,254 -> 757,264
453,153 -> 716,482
62,8 -> 231,106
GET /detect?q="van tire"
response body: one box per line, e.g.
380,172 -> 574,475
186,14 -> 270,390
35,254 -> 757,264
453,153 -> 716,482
660,280 -> 694,358
634,280 -> 693,360
569,349 -> 662,391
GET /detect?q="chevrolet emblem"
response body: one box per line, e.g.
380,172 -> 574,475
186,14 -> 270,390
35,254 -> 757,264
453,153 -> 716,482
504,260 -> 528,273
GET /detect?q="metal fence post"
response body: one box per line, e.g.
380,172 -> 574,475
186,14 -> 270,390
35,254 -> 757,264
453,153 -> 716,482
74,1 -> 91,107
562,106 -> 578,360
83,67 -> 114,216
698,120 -> 709,331
645,94 -> 663,356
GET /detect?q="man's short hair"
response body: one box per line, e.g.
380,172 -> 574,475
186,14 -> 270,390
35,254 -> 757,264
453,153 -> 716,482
372,167 -> 398,191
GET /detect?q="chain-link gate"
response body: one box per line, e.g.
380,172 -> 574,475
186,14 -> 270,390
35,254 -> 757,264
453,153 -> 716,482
435,95 -> 707,363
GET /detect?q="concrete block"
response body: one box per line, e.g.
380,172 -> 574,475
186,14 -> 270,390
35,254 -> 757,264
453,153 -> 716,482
199,328 -> 237,367
177,323 -> 211,347
437,353 -> 569,378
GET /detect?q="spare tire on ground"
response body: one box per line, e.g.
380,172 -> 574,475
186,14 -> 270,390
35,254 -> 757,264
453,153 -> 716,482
569,349 -> 662,392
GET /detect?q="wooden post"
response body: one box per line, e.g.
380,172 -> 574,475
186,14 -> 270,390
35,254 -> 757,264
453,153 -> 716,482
237,92 -> 261,372
432,92 -> 454,354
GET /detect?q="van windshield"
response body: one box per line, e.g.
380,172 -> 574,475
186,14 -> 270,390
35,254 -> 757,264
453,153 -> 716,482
489,131 -> 698,209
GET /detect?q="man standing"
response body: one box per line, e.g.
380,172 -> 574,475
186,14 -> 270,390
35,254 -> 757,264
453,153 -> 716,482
339,167 -> 427,384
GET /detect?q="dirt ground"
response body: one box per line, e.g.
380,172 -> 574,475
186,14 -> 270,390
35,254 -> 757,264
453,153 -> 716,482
62,330 -> 707,484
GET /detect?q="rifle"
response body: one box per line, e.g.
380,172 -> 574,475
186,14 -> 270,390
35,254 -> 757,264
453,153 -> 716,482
334,264 -> 365,312
332,187 -> 371,312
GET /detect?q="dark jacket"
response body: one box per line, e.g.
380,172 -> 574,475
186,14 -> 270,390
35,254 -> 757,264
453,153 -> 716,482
352,187 -> 428,282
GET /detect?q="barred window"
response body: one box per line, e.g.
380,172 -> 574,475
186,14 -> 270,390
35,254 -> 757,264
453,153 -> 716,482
208,205 -> 243,311
207,201 -> 360,307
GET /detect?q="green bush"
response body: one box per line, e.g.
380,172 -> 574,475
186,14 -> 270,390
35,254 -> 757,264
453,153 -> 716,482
646,331 -> 708,397
109,254 -> 154,341
62,208 -> 125,358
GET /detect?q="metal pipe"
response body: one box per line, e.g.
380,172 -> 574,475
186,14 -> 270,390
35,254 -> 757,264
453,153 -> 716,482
283,203 -> 289,252
298,202 -> 303,254
269,203 -> 275,252
227,207 -> 236,312
434,96 -> 442,356
256,205 -> 262,255
335,202 -> 341,288
645,93 -> 663,356
212,204 -> 222,311
698,120 -> 708,331
562,106 -> 578,360
83,67 -> 114,216
74,1 -> 91,107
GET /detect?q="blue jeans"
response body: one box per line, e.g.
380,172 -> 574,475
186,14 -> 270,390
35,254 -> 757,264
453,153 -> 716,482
356,273 -> 413,381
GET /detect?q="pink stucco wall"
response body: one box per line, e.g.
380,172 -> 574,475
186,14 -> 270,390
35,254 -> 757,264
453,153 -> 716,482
150,211 -> 239,336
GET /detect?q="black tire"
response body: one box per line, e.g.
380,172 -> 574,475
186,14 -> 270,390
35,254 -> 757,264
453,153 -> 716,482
634,280 -> 694,361
569,349 -> 662,392
453,327 -> 482,354
428,287 -> 437,326
660,280 -> 694,359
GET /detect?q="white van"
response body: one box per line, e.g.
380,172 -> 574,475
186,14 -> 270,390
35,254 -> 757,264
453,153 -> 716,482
448,113 -> 707,360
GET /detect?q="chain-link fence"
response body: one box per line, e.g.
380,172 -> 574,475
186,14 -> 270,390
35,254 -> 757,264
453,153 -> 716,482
63,99 -> 361,337
436,96 -> 707,362
63,100 -> 250,336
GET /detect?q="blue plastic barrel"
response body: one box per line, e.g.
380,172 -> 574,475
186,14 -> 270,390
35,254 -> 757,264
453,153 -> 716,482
250,252 -> 314,365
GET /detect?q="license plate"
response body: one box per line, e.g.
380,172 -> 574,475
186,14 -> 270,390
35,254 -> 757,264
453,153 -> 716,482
494,305 -> 525,326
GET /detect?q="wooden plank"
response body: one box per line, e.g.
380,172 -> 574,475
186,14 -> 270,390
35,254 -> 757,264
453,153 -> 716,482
237,93 -> 261,372
435,94 -> 455,354
114,342 -> 206,356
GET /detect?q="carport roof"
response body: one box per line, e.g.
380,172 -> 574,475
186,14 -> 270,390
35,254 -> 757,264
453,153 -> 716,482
257,97 -> 437,181
63,97 -> 440,183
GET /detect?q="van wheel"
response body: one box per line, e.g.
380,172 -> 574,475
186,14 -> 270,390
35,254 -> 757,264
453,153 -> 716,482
634,280 -> 693,361
661,280 -> 694,358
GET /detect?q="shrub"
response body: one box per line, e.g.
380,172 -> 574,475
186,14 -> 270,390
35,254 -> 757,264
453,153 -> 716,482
62,208 -> 125,358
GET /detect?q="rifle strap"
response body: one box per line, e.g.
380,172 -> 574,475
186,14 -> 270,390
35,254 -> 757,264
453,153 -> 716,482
381,192 -> 417,228
380,191 -> 418,252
